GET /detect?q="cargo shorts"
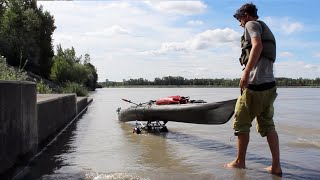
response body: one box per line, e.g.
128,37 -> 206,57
233,86 -> 277,137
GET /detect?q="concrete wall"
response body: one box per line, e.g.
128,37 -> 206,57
1,81 -> 92,175
37,94 -> 77,144
0,81 -> 37,174
77,97 -> 88,115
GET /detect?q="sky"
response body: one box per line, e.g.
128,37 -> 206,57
37,0 -> 320,82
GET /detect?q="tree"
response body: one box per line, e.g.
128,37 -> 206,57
51,45 -> 98,91
50,55 -> 72,83
0,0 -> 39,66
56,44 -> 81,64
84,53 -> 90,64
0,0 -> 7,19
0,0 -> 56,78
84,62 -> 98,91
35,5 -> 56,78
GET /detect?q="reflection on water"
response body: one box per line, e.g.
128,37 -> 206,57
5,88 -> 320,180
287,138 -> 320,149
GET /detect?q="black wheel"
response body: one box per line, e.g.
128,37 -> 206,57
136,128 -> 142,134
160,126 -> 168,132
133,127 -> 142,134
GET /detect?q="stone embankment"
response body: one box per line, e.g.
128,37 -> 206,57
0,80 -> 92,174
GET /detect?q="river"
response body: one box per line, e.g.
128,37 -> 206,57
16,88 -> 320,179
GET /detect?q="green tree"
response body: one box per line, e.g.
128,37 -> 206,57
56,44 -> 81,64
35,5 -> 56,78
0,0 -> 55,78
84,53 -> 90,64
51,45 -> 98,91
0,0 -> 7,19
72,63 -> 91,84
0,0 -> 39,67
84,62 -> 98,91
50,55 -> 72,83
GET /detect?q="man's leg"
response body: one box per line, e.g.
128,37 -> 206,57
265,129 -> 282,175
225,133 -> 249,168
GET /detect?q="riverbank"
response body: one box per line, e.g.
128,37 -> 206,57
0,80 -> 93,179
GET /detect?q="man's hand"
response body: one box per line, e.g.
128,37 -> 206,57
240,70 -> 250,94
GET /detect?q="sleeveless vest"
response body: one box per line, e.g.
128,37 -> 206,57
239,20 -> 276,68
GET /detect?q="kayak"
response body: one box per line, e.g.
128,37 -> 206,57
117,98 -> 237,125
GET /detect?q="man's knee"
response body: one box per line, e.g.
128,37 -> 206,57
258,126 -> 275,137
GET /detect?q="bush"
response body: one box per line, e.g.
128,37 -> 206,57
0,55 -> 27,81
62,82 -> 88,97
37,80 -> 53,94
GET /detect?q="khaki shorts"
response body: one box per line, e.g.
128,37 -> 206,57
233,86 -> 277,137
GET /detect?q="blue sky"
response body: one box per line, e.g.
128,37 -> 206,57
38,1 -> 320,82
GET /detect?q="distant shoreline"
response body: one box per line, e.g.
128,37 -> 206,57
101,85 -> 320,88
99,76 -> 320,88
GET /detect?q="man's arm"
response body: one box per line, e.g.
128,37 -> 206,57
240,36 -> 263,91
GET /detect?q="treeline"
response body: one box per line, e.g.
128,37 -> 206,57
100,76 -> 320,87
0,0 -> 98,94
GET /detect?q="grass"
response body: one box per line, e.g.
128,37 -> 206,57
37,80 -> 53,94
61,82 -> 89,96
0,56 -> 28,81
1,56 -> 89,96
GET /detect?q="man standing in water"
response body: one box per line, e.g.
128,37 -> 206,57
224,3 -> 282,176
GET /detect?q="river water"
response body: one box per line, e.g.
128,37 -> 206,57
17,88 -> 320,179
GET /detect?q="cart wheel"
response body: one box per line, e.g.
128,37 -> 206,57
160,126 -> 168,132
133,127 -> 142,134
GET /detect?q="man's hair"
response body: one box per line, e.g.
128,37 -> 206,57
233,3 -> 259,20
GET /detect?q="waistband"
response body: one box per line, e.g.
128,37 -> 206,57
247,81 -> 276,91
261,55 -> 275,62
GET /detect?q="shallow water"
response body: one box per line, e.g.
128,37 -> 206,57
15,88 -> 320,179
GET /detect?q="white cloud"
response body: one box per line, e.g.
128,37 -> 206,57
187,20 -> 203,26
139,42 -> 188,55
284,22 -> 303,34
196,67 -> 209,72
144,1 -> 207,15
191,28 -> 239,48
140,28 -> 240,55
313,52 -> 320,58
275,61 -> 319,78
85,25 -> 131,37
263,16 -> 303,34
304,64 -> 318,70
279,51 -> 294,58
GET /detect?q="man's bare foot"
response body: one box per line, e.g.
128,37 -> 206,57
265,166 -> 282,176
224,160 -> 245,169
